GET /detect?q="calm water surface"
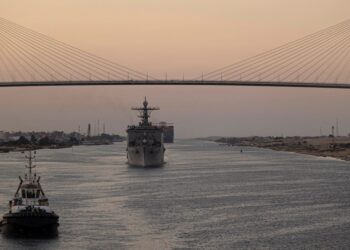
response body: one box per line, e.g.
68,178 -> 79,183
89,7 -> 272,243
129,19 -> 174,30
0,140 -> 349,249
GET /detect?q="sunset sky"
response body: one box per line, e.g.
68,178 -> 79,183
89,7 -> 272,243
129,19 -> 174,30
0,0 -> 350,137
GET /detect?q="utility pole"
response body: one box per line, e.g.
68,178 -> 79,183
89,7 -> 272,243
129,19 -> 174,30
97,120 -> 100,136
336,119 -> 339,137
87,124 -> 91,138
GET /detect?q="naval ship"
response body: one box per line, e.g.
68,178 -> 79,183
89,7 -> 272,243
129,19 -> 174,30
0,151 -> 59,236
126,98 -> 165,167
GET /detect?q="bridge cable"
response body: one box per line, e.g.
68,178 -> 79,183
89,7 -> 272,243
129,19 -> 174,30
199,19 -> 350,80
0,17 -> 154,80
0,21 -> 130,80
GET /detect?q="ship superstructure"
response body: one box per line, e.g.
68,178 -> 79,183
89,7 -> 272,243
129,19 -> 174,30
126,98 -> 165,167
0,151 -> 59,236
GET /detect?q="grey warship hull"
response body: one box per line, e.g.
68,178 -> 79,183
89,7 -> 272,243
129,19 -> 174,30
127,145 -> 164,167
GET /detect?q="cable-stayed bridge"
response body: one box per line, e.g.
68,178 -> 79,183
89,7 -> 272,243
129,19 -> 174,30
0,17 -> 349,88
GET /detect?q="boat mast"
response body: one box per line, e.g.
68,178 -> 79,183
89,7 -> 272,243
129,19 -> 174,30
25,151 -> 36,183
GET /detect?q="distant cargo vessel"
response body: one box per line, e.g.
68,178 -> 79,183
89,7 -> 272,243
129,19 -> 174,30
126,98 -> 165,167
157,122 -> 174,143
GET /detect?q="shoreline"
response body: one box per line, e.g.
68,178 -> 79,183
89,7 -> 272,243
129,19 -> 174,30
0,142 -> 116,154
0,144 -> 72,153
215,136 -> 350,162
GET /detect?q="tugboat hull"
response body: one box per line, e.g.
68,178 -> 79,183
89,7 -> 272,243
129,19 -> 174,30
1,213 -> 59,236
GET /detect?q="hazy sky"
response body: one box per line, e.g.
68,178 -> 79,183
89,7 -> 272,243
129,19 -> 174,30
0,0 -> 350,137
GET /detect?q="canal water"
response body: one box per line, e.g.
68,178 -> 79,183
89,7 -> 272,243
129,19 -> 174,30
0,140 -> 349,249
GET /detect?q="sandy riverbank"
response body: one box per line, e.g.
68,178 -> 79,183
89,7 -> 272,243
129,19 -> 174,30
216,136 -> 350,161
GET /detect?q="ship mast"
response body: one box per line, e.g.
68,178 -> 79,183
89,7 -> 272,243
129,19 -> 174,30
25,151 -> 36,183
132,97 -> 159,126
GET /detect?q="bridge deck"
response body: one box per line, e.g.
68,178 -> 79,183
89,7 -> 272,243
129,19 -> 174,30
0,80 -> 349,89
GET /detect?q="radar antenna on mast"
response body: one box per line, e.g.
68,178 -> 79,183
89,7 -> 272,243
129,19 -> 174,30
131,97 -> 159,126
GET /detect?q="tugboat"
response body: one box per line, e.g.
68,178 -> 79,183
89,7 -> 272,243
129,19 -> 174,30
0,151 -> 59,236
126,97 -> 165,167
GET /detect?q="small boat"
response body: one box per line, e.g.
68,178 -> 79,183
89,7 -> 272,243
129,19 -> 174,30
0,151 -> 59,236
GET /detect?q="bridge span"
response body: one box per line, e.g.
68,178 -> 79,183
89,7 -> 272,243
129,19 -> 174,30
0,18 -> 350,89
0,80 -> 349,89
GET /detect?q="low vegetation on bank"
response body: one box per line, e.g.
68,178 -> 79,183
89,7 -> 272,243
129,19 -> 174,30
0,131 -> 125,153
215,136 -> 350,161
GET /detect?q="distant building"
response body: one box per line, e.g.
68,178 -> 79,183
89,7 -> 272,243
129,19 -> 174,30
69,132 -> 82,141
9,136 -> 21,142
0,131 -> 9,142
